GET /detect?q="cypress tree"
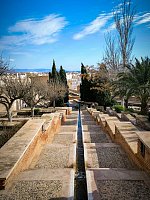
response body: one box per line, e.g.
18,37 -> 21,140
59,65 -> 69,103
81,63 -> 87,74
59,66 -> 67,84
51,59 -> 58,80
80,63 -> 90,101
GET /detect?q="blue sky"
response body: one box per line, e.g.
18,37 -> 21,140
0,0 -> 150,71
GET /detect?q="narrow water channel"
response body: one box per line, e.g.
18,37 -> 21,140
74,103 -> 88,200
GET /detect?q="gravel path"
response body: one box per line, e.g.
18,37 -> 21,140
91,146 -> 136,169
0,110 -> 78,199
52,134 -> 73,146
35,144 -> 70,169
89,133 -> 110,143
83,110 -> 150,200
0,180 -> 62,200
97,180 -> 150,200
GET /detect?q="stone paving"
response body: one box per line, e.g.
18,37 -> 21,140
0,180 -> 62,200
52,134 -> 73,146
82,110 -> 150,200
0,111 -> 78,200
83,132 -> 111,143
35,144 -> 70,169
1,109 -> 150,199
90,146 -> 136,169
97,180 -> 150,200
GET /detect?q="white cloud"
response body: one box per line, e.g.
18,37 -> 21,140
73,4 -> 150,41
9,58 -> 15,62
134,13 -> 150,25
104,22 -> 116,32
73,13 -> 113,40
0,14 -> 68,48
73,2 -> 150,40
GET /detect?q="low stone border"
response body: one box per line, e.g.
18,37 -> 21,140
0,111 -> 63,190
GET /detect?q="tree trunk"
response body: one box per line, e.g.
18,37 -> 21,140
121,98 -> 124,108
124,98 -> 129,109
7,109 -> 12,122
141,98 -> 148,115
53,100 -> 56,108
31,107 -> 34,117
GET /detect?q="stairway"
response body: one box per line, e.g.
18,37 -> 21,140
1,109 -> 150,200
0,111 -> 78,200
82,110 -> 150,200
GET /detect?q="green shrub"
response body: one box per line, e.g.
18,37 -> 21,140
34,108 -> 40,115
125,107 -> 135,113
113,105 -> 124,113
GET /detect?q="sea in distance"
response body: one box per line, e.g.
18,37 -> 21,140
14,68 -> 80,73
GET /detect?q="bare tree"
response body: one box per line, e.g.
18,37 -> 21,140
103,32 -> 121,79
47,79 -> 67,108
0,75 -> 29,122
0,54 -> 10,76
114,0 -> 135,69
23,77 -> 48,117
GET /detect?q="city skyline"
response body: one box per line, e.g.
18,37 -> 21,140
0,0 -> 150,71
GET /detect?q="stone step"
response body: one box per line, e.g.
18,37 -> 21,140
82,109 -> 150,200
0,169 -> 74,200
83,133 -> 111,143
60,125 -> 77,132
82,120 -> 96,125
85,143 -> 136,169
82,125 -> 101,132
87,168 -> 150,200
52,133 -> 75,145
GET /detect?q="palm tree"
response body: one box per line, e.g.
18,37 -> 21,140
113,79 -> 132,109
113,57 -> 150,114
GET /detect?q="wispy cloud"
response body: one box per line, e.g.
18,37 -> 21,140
0,14 -> 68,48
73,8 -> 150,41
134,12 -> 150,26
73,13 -> 113,40
103,22 -> 116,32
9,58 -> 15,62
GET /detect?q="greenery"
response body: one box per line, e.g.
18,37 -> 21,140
113,57 -> 150,115
34,108 -> 40,115
48,60 -> 68,107
59,65 -> 69,103
113,104 -> 125,113
125,107 -> 135,113
80,63 -> 113,109
49,59 -> 58,80
80,63 -> 92,102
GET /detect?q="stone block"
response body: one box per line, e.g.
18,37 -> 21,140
0,119 -> 45,189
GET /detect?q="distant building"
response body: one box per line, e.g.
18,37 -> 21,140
66,72 -> 81,91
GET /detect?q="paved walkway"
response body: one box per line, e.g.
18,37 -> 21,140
82,110 -> 150,200
0,111 -> 78,200
1,109 -> 150,200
